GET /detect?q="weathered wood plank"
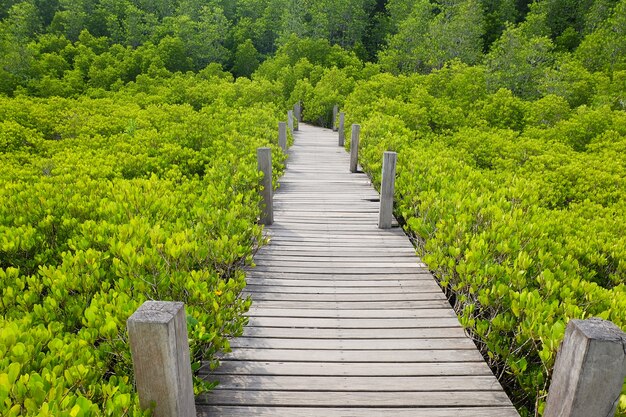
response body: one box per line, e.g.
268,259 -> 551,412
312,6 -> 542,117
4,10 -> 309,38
244,292 -> 448,302
245,278 -> 436,287
219,348 -> 484,363
197,406 -> 521,417
244,285 -> 442,294
207,375 -> 502,391
240,326 -> 469,339
246,308 -> 455,318
247,300 -> 451,309
245,272 -> 437,280
204,361 -> 493,377
245,317 -> 461,329
199,390 -> 513,407
229,337 -> 476,350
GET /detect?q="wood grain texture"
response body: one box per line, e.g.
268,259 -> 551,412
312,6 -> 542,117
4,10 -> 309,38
198,406 -> 520,417
198,123 -> 518,416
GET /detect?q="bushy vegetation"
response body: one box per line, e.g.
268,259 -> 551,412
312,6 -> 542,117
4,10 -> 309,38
0,74 -> 287,415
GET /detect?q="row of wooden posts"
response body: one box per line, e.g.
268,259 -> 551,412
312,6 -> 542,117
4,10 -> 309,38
125,105 -> 626,417
259,107 -> 397,229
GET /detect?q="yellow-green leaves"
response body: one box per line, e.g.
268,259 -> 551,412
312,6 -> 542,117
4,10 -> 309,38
0,73 -> 285,415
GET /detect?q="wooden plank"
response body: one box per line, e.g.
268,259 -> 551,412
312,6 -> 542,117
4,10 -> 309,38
197,406 -> 521,417
198,390 -> 513,407
247,300 -> 451,309
220,348 -> 484,363
253,252 -> 420,259
241,326 -> 468,339
245,316 -> 461,328
209,375 -> 502,391
249,267 -> 430,274
254,254 -> 420,261
229,337 -> 476,350
244,278 -> 436,287
246,272 -> 437,280
245,285 -> 441,294
204,361 -> 494,377
244,292 -> 448,302
247,308 -> 455,318
251,262 -> 424,268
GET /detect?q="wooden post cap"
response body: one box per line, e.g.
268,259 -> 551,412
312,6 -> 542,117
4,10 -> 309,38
127,301 -> 196,417
544,318 -> 626,417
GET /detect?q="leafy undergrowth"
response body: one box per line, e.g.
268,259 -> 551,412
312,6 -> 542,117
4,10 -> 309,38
0,73 -> 287,416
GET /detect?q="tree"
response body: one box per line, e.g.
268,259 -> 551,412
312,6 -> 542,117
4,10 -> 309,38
427,0 -> 485,69
232,38 -> 260,77
379,0 -> 485,74
575,0 -> 626,75
485,9 -> 554,98
378,0 -> 433,73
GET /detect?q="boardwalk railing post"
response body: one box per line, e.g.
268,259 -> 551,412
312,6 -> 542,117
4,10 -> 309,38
338,112 -> 345,146
257,147 -> 273,225
378,151 -> 397,229
294,101 -> 302,125
332,105 -> 338,131
127,301 -> 196,417
350,124 -> 360,173
287,110 -> 294,133
278,121 -> 287,152
544,318 -> 626,417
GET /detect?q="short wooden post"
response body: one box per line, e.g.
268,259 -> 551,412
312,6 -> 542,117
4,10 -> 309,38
127,301 -> 196,417
257,147 -> 273,225
294,102 -> 302,123
350,124 -> 360,173
332,105 -> 338,131
287,110 -> 294,133
278,121 -> 287,152
378,151 -> 397,229
338,112 -> 345,146
544,318 -> 626,417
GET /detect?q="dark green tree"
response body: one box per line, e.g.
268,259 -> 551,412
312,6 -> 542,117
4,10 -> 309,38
232,38 -> 260,77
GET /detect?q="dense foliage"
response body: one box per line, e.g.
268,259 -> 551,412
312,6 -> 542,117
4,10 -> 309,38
0,73 -> 287,415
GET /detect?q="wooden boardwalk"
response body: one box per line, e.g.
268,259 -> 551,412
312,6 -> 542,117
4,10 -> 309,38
197,123 -> 519,416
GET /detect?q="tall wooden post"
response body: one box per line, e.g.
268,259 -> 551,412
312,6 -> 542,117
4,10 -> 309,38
378,151 -> 397,229
544,318 -> 626,417
287,110 -> 294,133
278,122 -> 287,152
350,124 -> 360,173
127,301 -> 196,417
332,105 -> 338,131
338,112 -> 345,146
257,147 -> 273,225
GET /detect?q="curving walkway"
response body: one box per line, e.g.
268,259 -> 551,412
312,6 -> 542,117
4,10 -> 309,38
197,123 -> 519,417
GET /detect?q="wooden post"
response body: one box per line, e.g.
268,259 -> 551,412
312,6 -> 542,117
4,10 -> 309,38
278,121 -> 287,152
332,105 -> 338,131
338,112 -> 345,146
350,124 -> 360,173
127,301 -> 196,417
378,151 -> 397,229
294,102 -> 302,123
257,147 -> 273,225
544,318 -> 626,417
287,110 -> 294,133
